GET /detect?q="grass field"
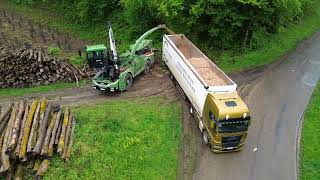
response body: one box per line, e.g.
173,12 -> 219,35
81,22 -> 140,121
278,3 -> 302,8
44,98 -> 182,179
0,81 -> 87,98
300,83 -> 320,180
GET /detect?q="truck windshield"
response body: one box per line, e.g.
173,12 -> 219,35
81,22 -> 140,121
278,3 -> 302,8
218,118 -> 250,133
86,52 -> 93,60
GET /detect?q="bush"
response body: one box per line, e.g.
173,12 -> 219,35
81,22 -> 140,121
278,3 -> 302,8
48,46 -> 61,56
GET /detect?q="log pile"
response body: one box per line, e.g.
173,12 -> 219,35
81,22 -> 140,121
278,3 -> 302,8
0,98 -> 76,179
0,46 -> 83,88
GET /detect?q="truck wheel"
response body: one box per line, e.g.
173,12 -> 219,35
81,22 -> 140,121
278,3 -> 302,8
189,104 -> 194,115
125,73 -> 133,90
144,61 -> 151,74
202,130 -> 209,145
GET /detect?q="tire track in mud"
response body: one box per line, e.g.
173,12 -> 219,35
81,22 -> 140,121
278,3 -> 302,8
0,66 -> 177,106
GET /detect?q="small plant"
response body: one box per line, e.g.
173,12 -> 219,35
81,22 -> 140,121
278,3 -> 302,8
48,46 -> 61,56
70,55 -> 85,67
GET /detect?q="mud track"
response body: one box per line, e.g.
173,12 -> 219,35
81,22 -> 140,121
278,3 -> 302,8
0,65 -> 178,106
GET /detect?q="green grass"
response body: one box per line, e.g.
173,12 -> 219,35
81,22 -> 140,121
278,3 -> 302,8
48,46 -> 61,56
300,83 -> 320,180
219,4 -> 320,72
0,81 -> 87,98
44,98 -> 182,179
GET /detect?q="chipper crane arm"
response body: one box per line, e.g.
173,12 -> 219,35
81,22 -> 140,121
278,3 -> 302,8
108,22 -> 119,70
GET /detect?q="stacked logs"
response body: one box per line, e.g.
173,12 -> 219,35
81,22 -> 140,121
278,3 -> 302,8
0,46 -> 83,88
0,98 -> 76,179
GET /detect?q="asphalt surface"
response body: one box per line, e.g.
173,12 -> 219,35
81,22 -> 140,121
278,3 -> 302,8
193,31 -> 320,180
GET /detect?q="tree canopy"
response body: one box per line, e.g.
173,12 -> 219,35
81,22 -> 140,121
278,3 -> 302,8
12,0 -> 315,49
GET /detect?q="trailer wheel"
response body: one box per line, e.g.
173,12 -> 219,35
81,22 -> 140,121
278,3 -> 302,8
125,73 -> 133,90
202,130 -> 209,145
144,61 -> 151,75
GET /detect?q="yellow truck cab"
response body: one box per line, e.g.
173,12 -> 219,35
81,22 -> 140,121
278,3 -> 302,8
201,92 -> 250,152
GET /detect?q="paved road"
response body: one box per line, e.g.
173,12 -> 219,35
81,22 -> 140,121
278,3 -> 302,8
193,31 -> 320,180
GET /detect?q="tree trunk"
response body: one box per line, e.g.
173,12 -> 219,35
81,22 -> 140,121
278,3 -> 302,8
48,108 -> 62,157
33,103 -> 52,154
14,104 -> 29,157
65,117 -> 76,161
33,158 -> 41,172
7,100 -> 25,153
54,118 -> 62,145
57,107 -> 69,154
19,100 -> 38,161
0,111 -> 11,137
41,110 -> 58,156
27,102 -> 41,154
0,103 -> 18,173
36,159 -> 50,177
0,102 -> 13,125
38,98 -> 47,136
62,111 -> 73,159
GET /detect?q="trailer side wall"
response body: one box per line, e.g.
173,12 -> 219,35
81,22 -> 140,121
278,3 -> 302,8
163,36 -> 208,116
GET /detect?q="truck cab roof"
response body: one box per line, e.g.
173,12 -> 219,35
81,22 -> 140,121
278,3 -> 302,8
86,44 -> 107,52
209,92 -> 249,120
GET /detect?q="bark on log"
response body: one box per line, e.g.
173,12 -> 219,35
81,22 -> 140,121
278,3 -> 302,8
48,108 -> 62,157
0,47 -> 83,88
19,100 -> 38,161
33,158 -> 41,172
14,104 -> 29,157
6,103 -> 19,147
0,102 -> 13,125
0,111 -> 11,137
36,159 -> 49,177
38,98 -> 47,135
7,100 -> 25,153
62,111 -> 73,159
65,117 -> 76,161
27,102 -> 40,154
0,126 -> 7,156
41,110 -> 58,157
57,107 -> 69,154
33,103 -> 52,154
0,103 -> 18,173
54,117 -> 62,145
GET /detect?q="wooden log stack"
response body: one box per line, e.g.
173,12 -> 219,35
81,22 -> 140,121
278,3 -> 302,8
0,98 -> 76,179
0,46 -> 83,88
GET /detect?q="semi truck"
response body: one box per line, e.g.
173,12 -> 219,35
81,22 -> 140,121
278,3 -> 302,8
162,34 -> 251,152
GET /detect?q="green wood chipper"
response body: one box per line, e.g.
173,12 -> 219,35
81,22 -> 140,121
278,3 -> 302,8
83,23 -> 167,92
